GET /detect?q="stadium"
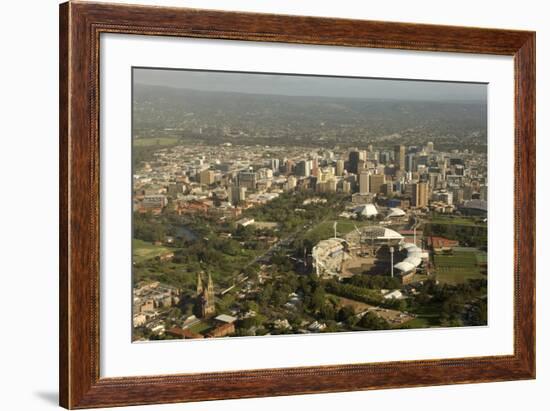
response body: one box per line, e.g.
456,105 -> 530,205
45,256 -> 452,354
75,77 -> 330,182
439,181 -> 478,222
312,223 -> 429,281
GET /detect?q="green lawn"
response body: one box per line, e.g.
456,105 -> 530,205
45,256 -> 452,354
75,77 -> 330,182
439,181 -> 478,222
433,250 -> 485,284
133,239 -> 171,263
133,137 -> 180,147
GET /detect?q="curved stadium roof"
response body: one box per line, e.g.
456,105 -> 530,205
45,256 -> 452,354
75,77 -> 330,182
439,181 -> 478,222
394,242 -> 424,273
387,207 -> 406,218
394,261 -> 416,273
361,226 -> 404,241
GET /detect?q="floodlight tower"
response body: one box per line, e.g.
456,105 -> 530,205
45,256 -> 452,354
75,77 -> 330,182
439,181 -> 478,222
390,246 -> 395,278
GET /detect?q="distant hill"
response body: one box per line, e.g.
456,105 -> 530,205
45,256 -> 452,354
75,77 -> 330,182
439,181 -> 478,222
133,84 -> 487,148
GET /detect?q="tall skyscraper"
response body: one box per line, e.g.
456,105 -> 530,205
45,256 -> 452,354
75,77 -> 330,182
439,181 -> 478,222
336,159 -> 345,176
348,150 -> 360,174
359,171 -> 370,194
296,160 -> 311,177
413,182 -> 429,208
369,174 -> 385,194
394,145 -> 405,171
269,158 -> 280,172
406,153 -> 416,172
311,158 -> 319,177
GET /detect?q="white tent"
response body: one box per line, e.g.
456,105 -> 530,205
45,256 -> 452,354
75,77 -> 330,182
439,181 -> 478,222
353,203 -> 378,217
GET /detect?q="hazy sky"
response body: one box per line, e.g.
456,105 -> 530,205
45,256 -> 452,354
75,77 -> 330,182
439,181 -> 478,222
134,68 -> 487,102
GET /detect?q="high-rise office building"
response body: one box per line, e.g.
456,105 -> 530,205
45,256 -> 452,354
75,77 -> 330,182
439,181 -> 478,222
269,158 -> 280,172
413,182 -> 429,208
394,145 -> 405,171
238,171 -> 257,190
199,169 -> 215,185
311,158 -> 319,177
336,159 -> 345,176
295,160 -> 311,177
230,185 -> 247,205
359,171 -> 370,194
369,174 -> 385,194
348,150 -> 360,174
406,153 -> 416,172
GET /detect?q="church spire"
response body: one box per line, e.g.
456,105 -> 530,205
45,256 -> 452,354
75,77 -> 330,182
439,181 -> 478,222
207,272 -> 214,299
196,272 -> 204,295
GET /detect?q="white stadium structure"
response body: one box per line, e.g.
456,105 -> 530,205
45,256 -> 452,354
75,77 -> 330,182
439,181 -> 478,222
311,238 -> 350,277
386,207 -> 406,218
353,203 -> 378,218
312,224 -> 429,279
393,242 -> 429,274
345,225 -> 404,250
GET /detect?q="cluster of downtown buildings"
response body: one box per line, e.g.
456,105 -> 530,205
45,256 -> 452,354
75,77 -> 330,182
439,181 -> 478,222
133,141 -> 488,217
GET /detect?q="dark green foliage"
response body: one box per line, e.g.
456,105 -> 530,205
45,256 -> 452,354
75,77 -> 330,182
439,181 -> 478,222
468,298 -> 488,326
134,212 -> 167,243
325,281 -> 384,306
408,278 -> 487,327
358,312 -> 389,330
337,306 -> 356,323
347,274 -> 401,290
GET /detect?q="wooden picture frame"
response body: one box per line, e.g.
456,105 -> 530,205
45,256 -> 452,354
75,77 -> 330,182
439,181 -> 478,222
59,1 -> 535,408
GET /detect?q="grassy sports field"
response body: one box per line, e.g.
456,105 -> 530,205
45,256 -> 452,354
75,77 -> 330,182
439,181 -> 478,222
132,239 -> 172,263
433,249 -> 486,284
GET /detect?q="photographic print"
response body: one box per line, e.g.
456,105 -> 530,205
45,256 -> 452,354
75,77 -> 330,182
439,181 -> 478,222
131,68 -> 488,342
